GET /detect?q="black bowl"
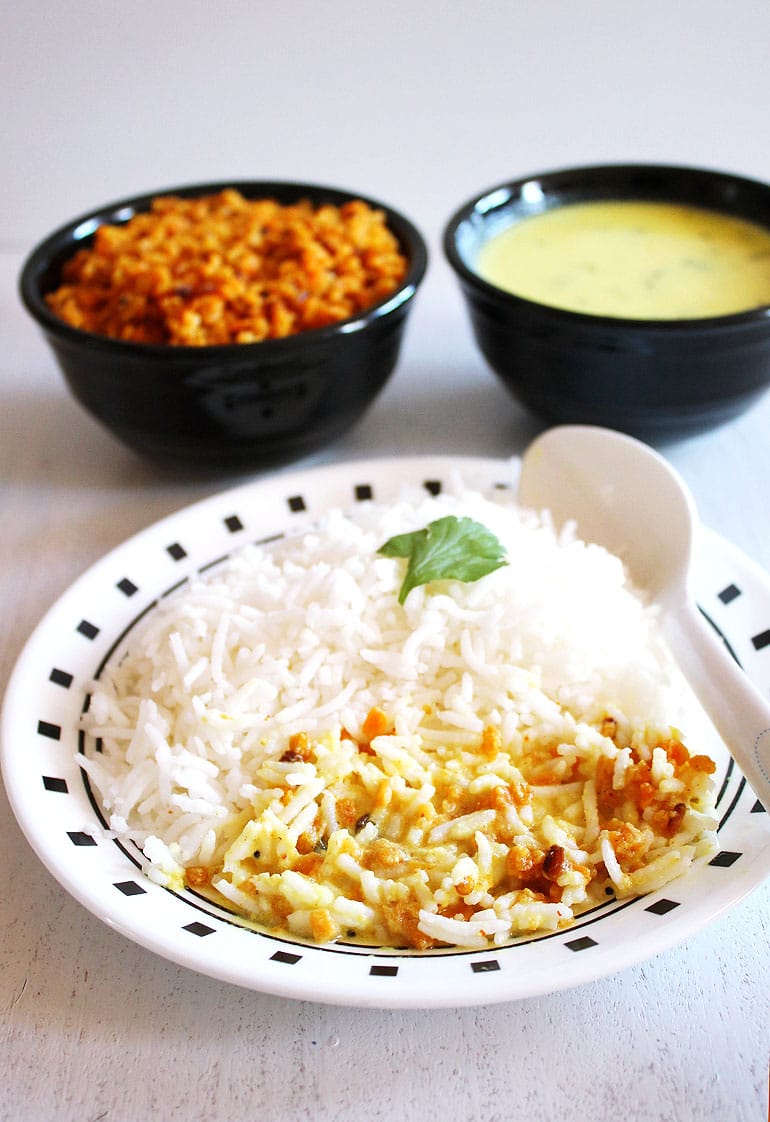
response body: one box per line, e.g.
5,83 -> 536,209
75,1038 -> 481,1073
20,180 -> 427,469
443,164 -> 770,439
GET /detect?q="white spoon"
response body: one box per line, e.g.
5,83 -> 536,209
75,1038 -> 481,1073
517,423 -> 770,808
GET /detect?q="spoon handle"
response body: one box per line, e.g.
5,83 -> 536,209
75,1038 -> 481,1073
665,596 -> 770,808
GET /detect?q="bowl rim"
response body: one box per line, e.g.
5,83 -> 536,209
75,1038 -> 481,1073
19,179 -> 429,356
443,162 -> 770,331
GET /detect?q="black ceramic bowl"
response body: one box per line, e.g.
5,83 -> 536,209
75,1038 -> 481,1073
20,180 -> 427,469
444,164 -> 770,438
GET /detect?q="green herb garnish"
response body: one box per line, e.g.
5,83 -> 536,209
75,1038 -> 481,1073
378,515 -> 508,604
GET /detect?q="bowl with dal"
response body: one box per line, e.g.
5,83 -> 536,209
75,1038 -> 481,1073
443,163 -> 770,438
19,180 -> 428,470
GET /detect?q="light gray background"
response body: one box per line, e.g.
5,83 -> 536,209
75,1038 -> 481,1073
4,1 -> 769,249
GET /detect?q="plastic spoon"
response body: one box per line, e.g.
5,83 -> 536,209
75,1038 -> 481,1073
517,423 -> 770,808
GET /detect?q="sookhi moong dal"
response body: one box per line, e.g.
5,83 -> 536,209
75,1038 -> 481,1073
81,485 -> 718,951
45,190 -> 408,345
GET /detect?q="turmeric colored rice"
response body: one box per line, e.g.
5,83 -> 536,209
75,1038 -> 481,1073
45,189 -> 409,346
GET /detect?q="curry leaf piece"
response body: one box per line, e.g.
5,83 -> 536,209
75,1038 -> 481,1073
378,515 -> 508,604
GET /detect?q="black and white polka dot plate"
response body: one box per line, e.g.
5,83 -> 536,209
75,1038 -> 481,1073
2,456 -> 769,1008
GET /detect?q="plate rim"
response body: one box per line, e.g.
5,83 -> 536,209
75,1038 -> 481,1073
3,453 -> 769,1008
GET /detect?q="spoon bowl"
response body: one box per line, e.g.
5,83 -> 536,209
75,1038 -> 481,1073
518,424 -> 770,807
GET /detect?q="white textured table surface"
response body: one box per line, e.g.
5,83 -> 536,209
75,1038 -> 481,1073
2,4 -> 770,1120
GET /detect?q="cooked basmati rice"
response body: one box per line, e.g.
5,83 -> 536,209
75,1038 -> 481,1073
80,480 -> 718,949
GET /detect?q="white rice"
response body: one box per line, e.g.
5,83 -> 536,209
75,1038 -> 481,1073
80,479 -> 718,948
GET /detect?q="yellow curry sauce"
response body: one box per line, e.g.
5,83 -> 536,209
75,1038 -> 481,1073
476,200 -> 770,319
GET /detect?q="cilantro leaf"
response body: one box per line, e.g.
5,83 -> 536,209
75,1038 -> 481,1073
378,515 -> 508,604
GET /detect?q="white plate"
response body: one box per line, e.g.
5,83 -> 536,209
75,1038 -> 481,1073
2,455 -> 769,1008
